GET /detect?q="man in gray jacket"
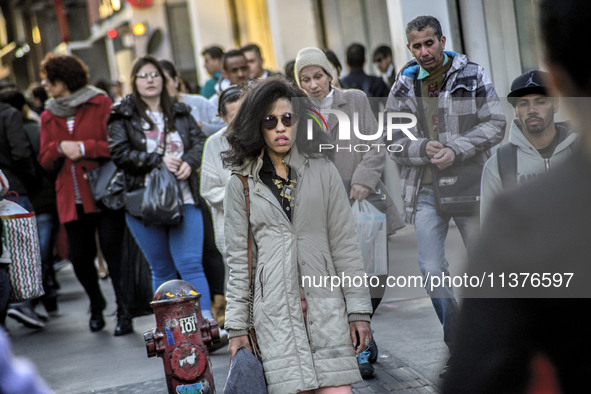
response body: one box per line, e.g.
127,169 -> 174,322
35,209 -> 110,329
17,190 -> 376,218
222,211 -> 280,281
386,15 -> 506,375
480,70 -> 578,219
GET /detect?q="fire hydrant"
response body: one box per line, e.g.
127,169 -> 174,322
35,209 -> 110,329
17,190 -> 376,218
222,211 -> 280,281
144,279 -> 220,393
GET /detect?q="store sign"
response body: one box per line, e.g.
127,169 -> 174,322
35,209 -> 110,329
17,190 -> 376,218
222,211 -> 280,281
127,0 -> 154,8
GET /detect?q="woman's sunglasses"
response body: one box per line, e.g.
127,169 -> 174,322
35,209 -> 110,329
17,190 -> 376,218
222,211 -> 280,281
262,113 -> 295,130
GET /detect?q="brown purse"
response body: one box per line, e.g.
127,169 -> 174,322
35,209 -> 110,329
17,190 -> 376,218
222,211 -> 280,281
235,174 -> 262,359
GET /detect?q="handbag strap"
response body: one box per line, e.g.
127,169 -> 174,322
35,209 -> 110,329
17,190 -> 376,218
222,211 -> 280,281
234,174 -> 253,287
234,173 -> 256,322
234,173 -> 262,358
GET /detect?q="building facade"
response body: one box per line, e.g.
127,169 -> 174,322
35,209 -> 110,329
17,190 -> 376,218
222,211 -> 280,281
1,0 -> 541,97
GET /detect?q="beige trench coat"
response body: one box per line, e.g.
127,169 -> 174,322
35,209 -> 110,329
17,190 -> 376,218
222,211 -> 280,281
328,88 -> 405,234
224,147 -> 372,394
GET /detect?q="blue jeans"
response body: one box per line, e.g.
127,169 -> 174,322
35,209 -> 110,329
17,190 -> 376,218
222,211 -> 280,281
125,205 -> 211,314
414,188 -> 479,350
36,213 -> 58,301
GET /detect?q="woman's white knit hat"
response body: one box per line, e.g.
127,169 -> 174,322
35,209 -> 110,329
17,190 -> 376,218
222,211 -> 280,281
294,47 -> 333,88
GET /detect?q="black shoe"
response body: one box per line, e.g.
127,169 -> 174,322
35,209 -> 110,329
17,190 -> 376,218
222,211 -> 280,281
114,317 -> 133,336
357,348 -> 375,379
439,357 -> 452,379
7,303 -> 45,329
89,304 -> 105,332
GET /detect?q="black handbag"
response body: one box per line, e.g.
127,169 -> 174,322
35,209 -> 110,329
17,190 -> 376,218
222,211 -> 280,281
86,160 -> 125,210
124,130 -> 184,226
432,163 -> 483,217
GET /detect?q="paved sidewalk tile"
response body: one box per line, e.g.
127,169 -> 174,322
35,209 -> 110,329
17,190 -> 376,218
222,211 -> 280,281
90,347 -> 439,393
353,349 -> 439,393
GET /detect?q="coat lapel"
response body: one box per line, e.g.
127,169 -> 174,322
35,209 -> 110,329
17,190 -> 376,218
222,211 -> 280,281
326,89 -> 348,136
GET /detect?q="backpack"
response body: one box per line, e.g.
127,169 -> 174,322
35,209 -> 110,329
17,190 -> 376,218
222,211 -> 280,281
496,144 -> 518,188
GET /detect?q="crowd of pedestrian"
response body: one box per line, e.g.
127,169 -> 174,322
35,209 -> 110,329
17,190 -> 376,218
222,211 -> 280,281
1,2 -> 587,392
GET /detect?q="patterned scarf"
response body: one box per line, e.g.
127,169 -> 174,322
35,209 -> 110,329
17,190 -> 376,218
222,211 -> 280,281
45,85 -> 107,117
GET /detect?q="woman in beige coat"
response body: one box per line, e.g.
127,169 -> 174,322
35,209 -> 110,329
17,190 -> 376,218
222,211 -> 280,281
223,77 -> 373,394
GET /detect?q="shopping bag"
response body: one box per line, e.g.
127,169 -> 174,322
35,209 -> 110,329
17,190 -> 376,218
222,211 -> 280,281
126,165 -> 184,227
0,199 -> 44,302
351,200 -> 388,275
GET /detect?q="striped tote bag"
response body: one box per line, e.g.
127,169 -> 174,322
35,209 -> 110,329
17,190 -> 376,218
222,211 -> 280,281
0,199 -> 44,302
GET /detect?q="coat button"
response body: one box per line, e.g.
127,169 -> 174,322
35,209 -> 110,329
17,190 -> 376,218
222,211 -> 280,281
309,321 -> 313,325
296,202 -> 299,206
257,188 -> 260,192
311,348 -> 316,353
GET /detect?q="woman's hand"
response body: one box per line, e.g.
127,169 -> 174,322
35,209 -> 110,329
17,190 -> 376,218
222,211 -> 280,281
60,141 -> 84,161
175,161 -> 192,180
162,156 -> 182,173
350,321 -> 372,354
349,184 -> 371,201
228,335 -> 252,364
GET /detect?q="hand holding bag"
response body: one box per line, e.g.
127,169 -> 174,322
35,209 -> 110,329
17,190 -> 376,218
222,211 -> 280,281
124,130 -> 184,226
140,163 -> 184,226
0,199 -> 44,302
224,173 -> 267,394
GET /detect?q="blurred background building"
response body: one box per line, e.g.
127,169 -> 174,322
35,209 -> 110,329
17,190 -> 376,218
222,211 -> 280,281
0,0 -> 541,97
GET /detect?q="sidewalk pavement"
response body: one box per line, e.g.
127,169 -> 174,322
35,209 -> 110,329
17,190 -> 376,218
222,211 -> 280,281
6,225 -> 465,393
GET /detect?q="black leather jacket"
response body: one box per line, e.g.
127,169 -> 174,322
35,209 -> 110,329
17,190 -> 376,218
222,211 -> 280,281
0,103 -> 36,196
107,95 -> 206,204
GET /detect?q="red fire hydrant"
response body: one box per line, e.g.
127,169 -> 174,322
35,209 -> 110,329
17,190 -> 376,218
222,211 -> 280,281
144,279 -> 220,393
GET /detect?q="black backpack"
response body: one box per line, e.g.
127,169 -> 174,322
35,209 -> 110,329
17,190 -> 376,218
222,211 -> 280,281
496,144 -> 518,188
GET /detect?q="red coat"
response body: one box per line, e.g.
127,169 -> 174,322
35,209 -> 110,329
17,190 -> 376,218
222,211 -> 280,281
38,95 -> 112,224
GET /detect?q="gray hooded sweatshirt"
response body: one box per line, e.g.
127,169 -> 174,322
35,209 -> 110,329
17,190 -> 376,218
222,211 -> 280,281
480,120 -> 578,220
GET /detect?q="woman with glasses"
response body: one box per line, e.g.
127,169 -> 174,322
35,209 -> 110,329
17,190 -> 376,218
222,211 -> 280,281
37,53 -> 130,335
223,76 -> 372,394
106,56 -> 215,321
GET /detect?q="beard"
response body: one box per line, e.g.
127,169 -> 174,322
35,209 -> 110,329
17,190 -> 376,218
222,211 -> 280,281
523,117 -> 546,134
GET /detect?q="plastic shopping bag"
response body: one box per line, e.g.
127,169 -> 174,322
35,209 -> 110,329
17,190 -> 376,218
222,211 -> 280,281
0,199 -> 44,302
351,200 -> 388,275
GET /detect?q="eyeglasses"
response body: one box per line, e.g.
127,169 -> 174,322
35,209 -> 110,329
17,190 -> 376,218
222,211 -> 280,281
262,113 -> 295,130
136,72 -> 161,80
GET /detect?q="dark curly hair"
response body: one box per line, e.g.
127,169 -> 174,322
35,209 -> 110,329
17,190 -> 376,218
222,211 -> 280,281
40,53 -> 89,93
222,76 -> 330,167
129,55 -> 175,132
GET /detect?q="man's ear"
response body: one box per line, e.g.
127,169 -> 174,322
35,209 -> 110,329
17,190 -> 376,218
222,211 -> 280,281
221,70 -> 228,79
440,35 -> 446,50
